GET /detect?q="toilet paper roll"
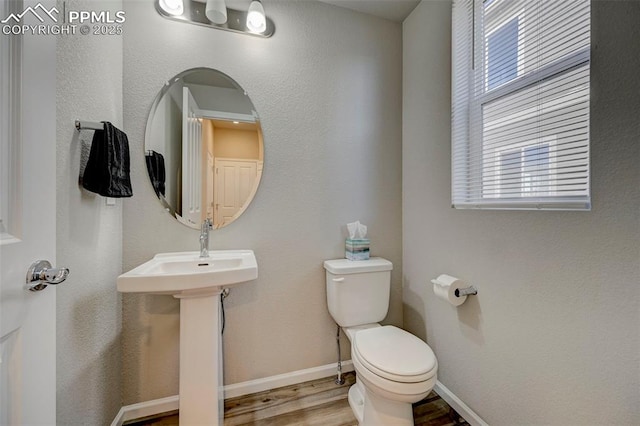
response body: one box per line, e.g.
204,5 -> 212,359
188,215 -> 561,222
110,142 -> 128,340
431,274 -> 467,306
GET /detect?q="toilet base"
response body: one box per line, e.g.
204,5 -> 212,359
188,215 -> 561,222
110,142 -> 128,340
347,378 -> 414,426
348,381 -> 365,424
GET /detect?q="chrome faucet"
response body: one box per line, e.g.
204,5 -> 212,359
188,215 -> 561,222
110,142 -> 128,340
199,218 -> 213,258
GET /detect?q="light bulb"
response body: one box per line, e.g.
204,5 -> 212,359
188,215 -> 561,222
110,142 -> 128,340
246,0 -> 266,34
158,0 -> 184,16
206,0 -> 227,24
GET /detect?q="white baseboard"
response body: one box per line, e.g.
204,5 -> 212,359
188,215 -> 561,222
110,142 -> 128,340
111,365 -> 489,426
434,381 -> 489,426
110,395 -> 179,426
224,360 -> 354,398
110,361 -> 354,426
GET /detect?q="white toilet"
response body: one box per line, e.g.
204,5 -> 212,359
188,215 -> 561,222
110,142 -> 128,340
324,258 -> 438,426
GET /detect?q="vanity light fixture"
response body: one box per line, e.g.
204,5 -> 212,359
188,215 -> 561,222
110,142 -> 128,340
159,0 -> 184,16
154,0 -> 274,37
205,0 -> 227,24
246,0 -> 266,34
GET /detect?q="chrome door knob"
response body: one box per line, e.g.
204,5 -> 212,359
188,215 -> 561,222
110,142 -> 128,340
26,260 -> 70,292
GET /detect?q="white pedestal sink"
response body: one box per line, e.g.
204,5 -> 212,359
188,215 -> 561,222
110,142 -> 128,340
117,250 -> 258,425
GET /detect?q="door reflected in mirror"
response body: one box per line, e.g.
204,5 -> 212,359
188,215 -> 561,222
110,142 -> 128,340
145,68 -> 264,229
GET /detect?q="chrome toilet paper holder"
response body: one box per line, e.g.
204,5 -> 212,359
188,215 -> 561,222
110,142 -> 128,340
431,274 -> 478,307
455,285 -> 478,297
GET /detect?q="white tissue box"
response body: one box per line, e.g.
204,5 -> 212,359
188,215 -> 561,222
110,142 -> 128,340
345,238 -> 370,261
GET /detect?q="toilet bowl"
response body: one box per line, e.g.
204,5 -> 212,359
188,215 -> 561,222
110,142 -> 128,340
324,258 -> 438,426
346,325 -> 437,425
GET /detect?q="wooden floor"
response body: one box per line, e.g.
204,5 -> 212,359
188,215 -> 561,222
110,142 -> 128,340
126,372 -> 469,426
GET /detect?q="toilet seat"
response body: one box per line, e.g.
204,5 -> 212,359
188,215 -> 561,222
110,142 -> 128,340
353,326 -> 437,384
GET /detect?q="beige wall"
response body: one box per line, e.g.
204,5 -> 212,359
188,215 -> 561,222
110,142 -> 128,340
213,127 -> 260,159
122,0 -> 403,404
55,0 -> 123,424
403,1 -> 640,425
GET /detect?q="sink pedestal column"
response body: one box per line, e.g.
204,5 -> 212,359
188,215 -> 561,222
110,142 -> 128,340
175,289 -> 224,425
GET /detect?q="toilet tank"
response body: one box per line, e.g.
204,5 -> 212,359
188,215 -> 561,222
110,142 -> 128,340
324,258 -> 393,328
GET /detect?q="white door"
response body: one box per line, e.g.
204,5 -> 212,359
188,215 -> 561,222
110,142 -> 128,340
0,0 -> 59,424
213,159 -> 258,227
181,87 -> 202,227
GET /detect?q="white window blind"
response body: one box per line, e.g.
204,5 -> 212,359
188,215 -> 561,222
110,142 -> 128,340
452,0 -> 591,210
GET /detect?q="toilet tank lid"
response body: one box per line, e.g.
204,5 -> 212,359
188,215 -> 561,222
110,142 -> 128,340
324,258 -> 392,274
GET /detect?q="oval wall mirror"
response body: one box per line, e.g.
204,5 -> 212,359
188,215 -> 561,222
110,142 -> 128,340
145,68 -> 264,229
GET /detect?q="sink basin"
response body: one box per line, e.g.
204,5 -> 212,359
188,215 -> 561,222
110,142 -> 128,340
117,250 -> 257,295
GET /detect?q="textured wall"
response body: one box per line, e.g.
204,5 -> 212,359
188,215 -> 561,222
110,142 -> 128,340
56,0 -> 123,424
403,1 -> 640,425
122,0 -> 403,403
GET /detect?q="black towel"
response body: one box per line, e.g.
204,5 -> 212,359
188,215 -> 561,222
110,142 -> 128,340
82,122 -> 133,198
145,150 -> 166,197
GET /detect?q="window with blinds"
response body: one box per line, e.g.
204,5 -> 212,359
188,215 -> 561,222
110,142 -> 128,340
452,0 -> 591,210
